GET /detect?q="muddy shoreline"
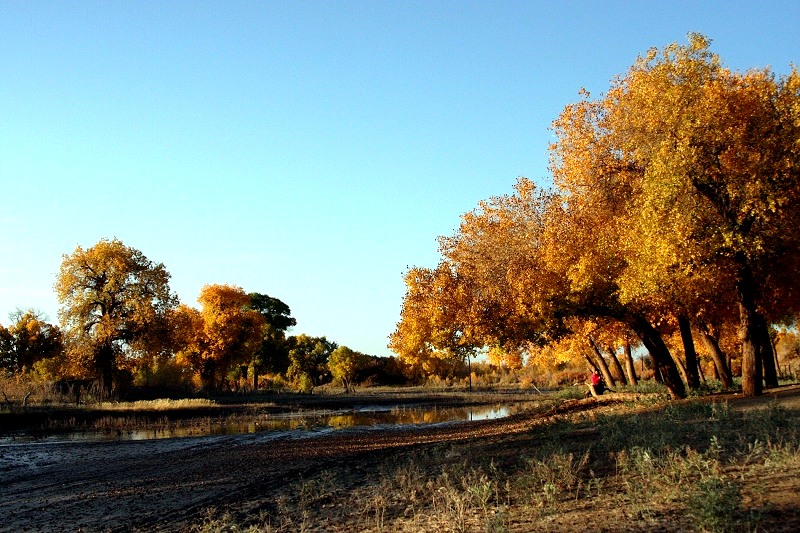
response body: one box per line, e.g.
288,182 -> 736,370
3,387 -> 799,532
0,389 -> 545,433
1,405 -> 553,532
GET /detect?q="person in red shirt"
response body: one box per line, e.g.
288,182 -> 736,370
587,370 -> 605,397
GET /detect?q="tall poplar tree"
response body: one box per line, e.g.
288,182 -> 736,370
56,239 -> 177,394
601,35 -> 800,396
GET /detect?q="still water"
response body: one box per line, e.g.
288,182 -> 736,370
3,402 -> 535,444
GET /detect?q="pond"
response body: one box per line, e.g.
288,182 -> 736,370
1,402 -> 538,444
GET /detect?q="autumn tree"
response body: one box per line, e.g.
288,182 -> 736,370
392,177 -> 686,396
389,264 -> 479,379
0,310 -> 64,374
55,239 -> 177,394
173,284 -> 265,391
247,292 -> 296,389
547,89 -> 689,398
438,178 -> 566,350
456,175 -> 686,396
393,35 -> 798,399
328,346 -> 371,392
286,334 -> 337,390
486,345 -> 524,370
595,34 -> 800,396
394,180 -> 563,381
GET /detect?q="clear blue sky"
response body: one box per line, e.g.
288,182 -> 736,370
1,1 -> 798,357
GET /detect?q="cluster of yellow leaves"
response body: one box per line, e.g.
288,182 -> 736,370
0,310 -> 64,374
173,284 -> 264,389
55,239 -> 177,386
392,34 -> 800,386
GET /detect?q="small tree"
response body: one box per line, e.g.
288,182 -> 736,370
0,310 -> 64,375
287,334 -> 337,389
328,346 -> 370,392
173,285 -> 265,391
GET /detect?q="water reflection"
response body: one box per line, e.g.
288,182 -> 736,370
3,402 -> 536,444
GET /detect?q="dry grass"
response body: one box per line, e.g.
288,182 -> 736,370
194,391 -> 800,532
93,398 -> 217,411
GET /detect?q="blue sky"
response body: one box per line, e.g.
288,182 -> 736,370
1,1 -> 798,357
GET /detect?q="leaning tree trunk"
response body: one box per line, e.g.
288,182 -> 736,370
677,314 -> 700,390
672,354 -> 690,387
736,260 -> 763,397
583,352 -> 600,374
587,337 -> 616,387
696,325 -> 733,389
623,342 -> 638,386
770,335 -> 781,380
756,315 -> 778,388
696,357 -> 707,384
651,360 -> 664,383
605,346 -> 629,386
623,312 -> 686,399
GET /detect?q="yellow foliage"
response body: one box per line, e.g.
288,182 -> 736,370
55,238 -> 176,389
173,284 -> 264,389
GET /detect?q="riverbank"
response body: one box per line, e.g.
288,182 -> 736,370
0,387 -> 547,438
2,385 -> 799,532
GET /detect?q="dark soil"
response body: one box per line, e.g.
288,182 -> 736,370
2,386 -> 799,532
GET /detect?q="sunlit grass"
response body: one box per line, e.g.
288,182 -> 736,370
194,395 -> 800,532
93,398 -> 218,411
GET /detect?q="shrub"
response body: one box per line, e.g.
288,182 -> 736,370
687,476 -> 742,533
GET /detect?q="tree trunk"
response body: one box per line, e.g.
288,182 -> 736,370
466,354 -> 473,393
583,352 -> 600,373
651,358 -> 664,383
95,343 -> 115,398
677,314 -> 700,390
252,367 -> 259,391
623,342 -> 638,386
587,337 -> 616,387
200,361 -> 217,392
736,260 -> 763,397
710,355 -> 720,380
672,354 -> 689,386
605,346 -> 628,385
623,312 -> 686,399
771,335 -> 781,380
697,325 -> 733,388
756,315 -> 778,388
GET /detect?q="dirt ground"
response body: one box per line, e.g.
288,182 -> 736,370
2,385 -> 800,532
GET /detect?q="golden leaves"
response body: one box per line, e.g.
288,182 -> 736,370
55,239 -> 176,379
172,284 -> 265,388
393,34 -> 800,382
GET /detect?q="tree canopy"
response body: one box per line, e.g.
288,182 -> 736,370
247,292 -> 296,387
55,239 -> 177,393
328,345 -> 371,392
0,310 -> 63,374
173,284 -> 265,391
286,334 -> 337,390
391,35 -> 800,397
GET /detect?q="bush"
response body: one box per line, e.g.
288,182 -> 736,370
134,357 -> 194,390
687,476 -> 742,532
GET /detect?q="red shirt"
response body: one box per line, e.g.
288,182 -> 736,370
591,373 -> 602,386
